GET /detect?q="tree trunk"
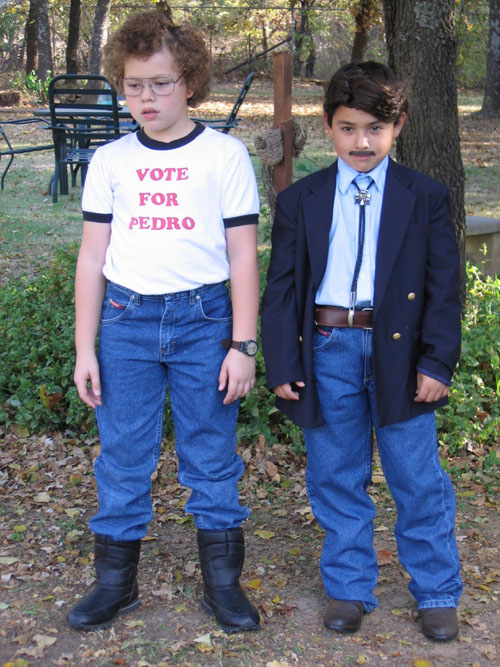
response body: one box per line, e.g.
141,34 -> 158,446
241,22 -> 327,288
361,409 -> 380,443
25,0 -> 37,74
66,0 -> 81,74
351,0 -> 379,62
383,0 -> 467,306
30,0 -> 53,79
478,0 -> 500,118
303,9 -> 316,77
88,0 -> 112,75
293,1 -> 316,78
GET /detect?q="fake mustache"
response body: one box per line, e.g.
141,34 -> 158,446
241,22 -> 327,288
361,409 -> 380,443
349,151 -> 375,157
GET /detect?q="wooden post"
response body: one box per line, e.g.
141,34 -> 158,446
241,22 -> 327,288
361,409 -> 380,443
273,51 -> 293,194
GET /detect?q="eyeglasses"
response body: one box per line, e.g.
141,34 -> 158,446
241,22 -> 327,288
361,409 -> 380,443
121,76 -> 182,97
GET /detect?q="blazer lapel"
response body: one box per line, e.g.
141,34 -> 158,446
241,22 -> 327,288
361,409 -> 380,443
303,162 -> 337,293
374,159 -> 416,312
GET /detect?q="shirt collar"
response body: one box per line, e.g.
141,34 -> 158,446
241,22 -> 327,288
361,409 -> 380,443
337,155 -> 389,195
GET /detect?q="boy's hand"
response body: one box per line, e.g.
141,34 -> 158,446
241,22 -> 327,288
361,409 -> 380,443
74,350 -> 102,409
414,372 -> 448,403
273,381 -> 305,401
219,349 -> 256,404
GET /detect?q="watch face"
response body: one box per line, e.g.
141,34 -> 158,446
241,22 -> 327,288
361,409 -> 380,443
245,340 -> 258,356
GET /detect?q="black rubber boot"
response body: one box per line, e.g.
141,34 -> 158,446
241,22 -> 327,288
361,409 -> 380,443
67,535 -> 141,631
197,528 -> 260,633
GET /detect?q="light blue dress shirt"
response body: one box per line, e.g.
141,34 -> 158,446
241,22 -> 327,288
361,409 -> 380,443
315,155 -> 389,308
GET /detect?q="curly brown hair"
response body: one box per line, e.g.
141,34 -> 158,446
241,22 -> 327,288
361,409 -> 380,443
102,10 -> 211,108
324,61 -> 408,126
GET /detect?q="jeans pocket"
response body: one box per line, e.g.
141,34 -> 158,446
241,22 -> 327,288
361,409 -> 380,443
312,326 -> 337,351
196,288 -> 232,322
100,286 -> 135,324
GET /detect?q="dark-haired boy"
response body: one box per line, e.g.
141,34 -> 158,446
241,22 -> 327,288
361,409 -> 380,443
261,62 -> 462,641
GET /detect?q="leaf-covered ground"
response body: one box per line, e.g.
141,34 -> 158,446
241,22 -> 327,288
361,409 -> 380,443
0,428 -> 499,666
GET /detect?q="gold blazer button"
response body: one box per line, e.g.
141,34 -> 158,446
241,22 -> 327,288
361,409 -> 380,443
407,292 -> 416,301
392,332 -> 401,340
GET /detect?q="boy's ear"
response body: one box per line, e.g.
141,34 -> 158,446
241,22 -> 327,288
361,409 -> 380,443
323,111 -> 334,138
393,112 -> 407,138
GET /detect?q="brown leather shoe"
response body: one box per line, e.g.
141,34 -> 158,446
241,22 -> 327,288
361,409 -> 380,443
324,599 -> 364,633
420,607 -> 458,641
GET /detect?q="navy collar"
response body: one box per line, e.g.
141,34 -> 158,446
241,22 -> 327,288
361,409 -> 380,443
137,122 -> 205,150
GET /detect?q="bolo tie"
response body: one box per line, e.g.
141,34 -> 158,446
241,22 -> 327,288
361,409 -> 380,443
348,175 -> 374,327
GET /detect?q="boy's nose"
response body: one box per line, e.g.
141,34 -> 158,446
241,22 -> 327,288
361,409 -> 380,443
356,133 -> 370,148
140,81 -> 156,101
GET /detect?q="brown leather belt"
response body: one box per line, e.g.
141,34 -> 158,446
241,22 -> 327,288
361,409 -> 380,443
314,305 -> 373,329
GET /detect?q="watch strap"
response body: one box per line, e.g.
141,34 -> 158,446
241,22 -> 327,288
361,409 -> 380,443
221,338 -> 258,356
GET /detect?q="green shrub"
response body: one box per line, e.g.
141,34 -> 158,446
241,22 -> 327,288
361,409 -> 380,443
1,246 -> 498,469
0,245 -> 94,435
436,262 -> 500,463
237,247 -> 304,452
9,70 -> 52,105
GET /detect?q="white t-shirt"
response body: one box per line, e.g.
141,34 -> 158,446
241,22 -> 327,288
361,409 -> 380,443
81,124 -> 259,295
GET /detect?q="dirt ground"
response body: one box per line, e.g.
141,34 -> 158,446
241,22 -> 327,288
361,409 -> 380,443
0,430 -> 499,667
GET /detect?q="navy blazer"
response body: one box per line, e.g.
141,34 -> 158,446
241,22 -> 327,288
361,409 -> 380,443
261,158 -> 461,428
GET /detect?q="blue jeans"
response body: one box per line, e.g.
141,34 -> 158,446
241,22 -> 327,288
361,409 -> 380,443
303,327 -> 462,612
90,281 -> 249,541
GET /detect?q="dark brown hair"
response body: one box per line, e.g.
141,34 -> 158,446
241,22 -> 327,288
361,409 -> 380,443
324,61 -> 408,126
102,10 -> 211,108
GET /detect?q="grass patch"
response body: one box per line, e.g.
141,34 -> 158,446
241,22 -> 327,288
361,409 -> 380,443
0,159 -> 82,286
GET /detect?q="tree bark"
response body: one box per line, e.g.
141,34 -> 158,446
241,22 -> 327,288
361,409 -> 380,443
351,0 -> 379,62
293,0 -> 316,78
383,0 -> 467,305
30,0 -> 53,79
25,0 -> 37,74
88,0 -> 112,75
66,0 -> 81,74
478,0 -> 500,118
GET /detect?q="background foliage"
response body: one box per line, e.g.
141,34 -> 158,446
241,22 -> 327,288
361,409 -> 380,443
0,0 -> 491,88
0,243 -> 498,467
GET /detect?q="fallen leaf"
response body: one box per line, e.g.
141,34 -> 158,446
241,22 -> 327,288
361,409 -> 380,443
152,585 -> 173,598
377,549 -> 393,565
169,639 -> 189,652
392,607 -> 410,616
480,644 -> 497,660
372,474 -> 386,484
265,461 -> 278,477
33,634 -> 57,649
64,529 -> 84,544
254,530 -> 275,539
295,506 -> 313,515
33,492 -> 51,503
194,633 -> 211,645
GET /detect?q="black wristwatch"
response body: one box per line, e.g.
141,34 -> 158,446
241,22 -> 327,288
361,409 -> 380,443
221,338 -> 258,357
